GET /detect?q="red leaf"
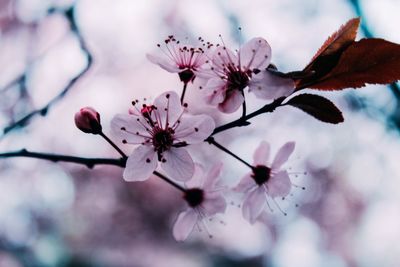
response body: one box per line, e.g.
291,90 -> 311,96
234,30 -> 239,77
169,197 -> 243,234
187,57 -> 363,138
307,38 -> 400,90
308,18 -> 360,65
296,18 -> 360,89
286,94 -> 344,124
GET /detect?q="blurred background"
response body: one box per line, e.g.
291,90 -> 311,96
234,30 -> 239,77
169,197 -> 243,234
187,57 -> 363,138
0,0 -> 400,266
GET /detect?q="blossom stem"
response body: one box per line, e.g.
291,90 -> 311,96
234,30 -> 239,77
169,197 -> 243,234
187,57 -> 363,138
180,83 -> 188,104
241,92 -> 247,118
154,171 -> 186,192
209,96 -> 286,136
99,132 -> 128,159
207,137 -> 253,169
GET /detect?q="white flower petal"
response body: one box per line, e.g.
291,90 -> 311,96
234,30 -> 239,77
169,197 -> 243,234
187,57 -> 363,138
123,145 -> 157,182
146,53 -> 181,73
153,91 -> 183,128
161,148 -> 194,181
248,70 -> 295,100
202,194 -> 227,216
203,78 -> 226,106
212,46 -> 238,71
174,114 -> 215,144
185,164 -> 205,189
271,141 -> 295,170
218,89 -> 244,113
239,37 -> 271,70
233,174 -> 257,193
242,187 -> 266,224
253,141 -> 270,165
111,114 -> 150,144
173,209 -> 198,242
203,162 -> 223,190
267,170 -> 292,198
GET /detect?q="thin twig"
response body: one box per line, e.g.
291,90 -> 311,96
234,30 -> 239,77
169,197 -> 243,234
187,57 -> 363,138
207,137 -> 253,169
2,6 -> 93,137
0,148 -> 186,192
0,149 -> 126,168
208,96 -> 286,136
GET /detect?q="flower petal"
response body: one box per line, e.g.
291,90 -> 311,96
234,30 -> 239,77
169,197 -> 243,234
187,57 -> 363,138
253,141 -> 270,165
174,114 -> 215,144
146,53 -> 181,73
123,145 -> 157,182
203,78 -> 226,106
153,91 -> 183,128
218,89 -> 244,113
173,209 -> 198,242
267,170 -> 292,198
242,187 -> 266,224
248,70 -> 295,100
203,162 -> 223,190
233,174 -> 257,193
202,194 -> 227,216
185,163 -> 205,189
271,141 -> 295,170
212,46 -> 238,71
161,148 -> 194,181
239,37 -> 271,70
111,114 -> 149,144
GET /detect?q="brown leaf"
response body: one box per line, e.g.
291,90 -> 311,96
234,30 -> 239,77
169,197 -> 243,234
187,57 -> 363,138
296,18 -> 360,89
307,38 -> 400,90
286,94 -> 344,124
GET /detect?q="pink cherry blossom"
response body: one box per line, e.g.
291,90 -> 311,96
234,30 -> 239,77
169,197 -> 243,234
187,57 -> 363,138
173,163 -> 227,241
111,91 -> 215,182
146,35 -> 212,84
201,37 -> 294,113
234,141 -> 295,224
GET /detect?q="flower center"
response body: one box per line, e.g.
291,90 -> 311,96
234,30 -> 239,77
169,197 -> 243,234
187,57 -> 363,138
184,188 -> 204,207
152,127 -> 174,153
226,67 -> 250,92
178,69 -> 195,84
251,165 -> 271,186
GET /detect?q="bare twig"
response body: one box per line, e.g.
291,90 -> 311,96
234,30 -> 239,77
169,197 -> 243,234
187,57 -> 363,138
1,6 -> 93,137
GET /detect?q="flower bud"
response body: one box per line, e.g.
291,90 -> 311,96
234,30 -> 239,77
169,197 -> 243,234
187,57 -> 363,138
74,107 -> 102,134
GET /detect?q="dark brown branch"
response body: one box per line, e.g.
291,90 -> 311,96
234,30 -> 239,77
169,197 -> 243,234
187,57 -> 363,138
0,149 -> 186,192
0,149 -> 126,168
208,96 -> 286,137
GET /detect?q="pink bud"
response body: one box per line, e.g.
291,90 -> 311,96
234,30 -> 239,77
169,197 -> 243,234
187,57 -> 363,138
74,107 -> 102,134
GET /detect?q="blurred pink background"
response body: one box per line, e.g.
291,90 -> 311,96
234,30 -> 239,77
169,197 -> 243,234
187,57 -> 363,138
1,0 -> 400,266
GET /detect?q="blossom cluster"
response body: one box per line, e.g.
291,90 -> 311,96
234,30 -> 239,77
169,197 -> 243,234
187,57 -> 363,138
98,35 -> 298,241
73,18 -> 397,241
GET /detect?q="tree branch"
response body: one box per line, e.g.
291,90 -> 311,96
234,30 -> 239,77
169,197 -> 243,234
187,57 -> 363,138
208,96 -> 286,137
0,149 -> 126,168
2,6 -> 93,137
